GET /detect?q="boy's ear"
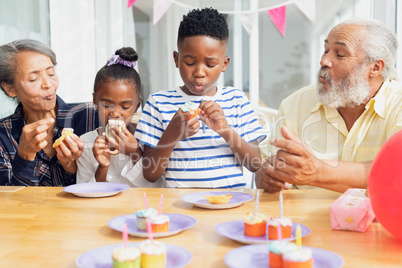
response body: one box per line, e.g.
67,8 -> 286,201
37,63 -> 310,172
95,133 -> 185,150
221,56 -> 230,73
1,82 -> 17,98
173,51 -> 179,68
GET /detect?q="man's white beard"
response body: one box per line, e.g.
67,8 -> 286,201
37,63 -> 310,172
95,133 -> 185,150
317,65 -> 371,109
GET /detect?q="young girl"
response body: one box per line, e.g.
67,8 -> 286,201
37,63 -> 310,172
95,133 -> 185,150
77,47 -> 160,187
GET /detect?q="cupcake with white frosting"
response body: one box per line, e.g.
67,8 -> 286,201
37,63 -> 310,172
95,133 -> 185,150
150,214 -> 170,233
112,246 -> 141,268
282,247 -> 313,268
268,216 -> 292,240
139,239 -> 166,268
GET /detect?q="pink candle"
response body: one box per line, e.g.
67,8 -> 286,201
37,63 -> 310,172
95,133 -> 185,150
143,192 -> 148,210
145,219 -> 154,242
123,223 -> 128,249
277,222 -> 283,245
158,194 -> 163,216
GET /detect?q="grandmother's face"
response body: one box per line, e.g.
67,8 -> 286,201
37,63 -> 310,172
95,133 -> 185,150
10,51 -> 59,112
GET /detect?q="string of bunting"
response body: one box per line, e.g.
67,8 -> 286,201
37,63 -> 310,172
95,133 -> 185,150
128,0 -> 315,37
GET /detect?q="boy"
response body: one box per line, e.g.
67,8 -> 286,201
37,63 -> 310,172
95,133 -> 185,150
135,8 -> 265,188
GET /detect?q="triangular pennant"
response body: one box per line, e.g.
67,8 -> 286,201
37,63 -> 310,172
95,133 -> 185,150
239,13 -> 257,35
127,0 -> 136,9
267,6 -> 286,37
295,0 -> 316,23
153,0 -> 173,25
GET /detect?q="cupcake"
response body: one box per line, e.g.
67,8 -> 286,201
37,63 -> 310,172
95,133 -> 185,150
106,118 -> 125,143
268,217 -> 292,240
204,194 -> 233,204
180,102 -> 200,121
139,239 -> 167,268
282,247 -> 314,268
112,246 -> 141,268
53,128 -> 74,148
243,212 -> 267,237
268,241 -> 297,268
135,208 -> 157,231
150,214 -> 170,233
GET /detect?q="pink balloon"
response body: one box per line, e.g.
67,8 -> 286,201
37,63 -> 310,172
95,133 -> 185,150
369,130 -> 402,240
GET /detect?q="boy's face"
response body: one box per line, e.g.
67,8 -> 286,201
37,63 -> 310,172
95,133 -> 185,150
174,36 -> 230,96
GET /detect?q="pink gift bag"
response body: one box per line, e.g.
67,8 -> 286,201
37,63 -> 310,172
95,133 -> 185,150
329,188 -> 375,232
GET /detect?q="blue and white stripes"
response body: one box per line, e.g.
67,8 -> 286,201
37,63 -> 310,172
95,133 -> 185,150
135,86 -> 266,188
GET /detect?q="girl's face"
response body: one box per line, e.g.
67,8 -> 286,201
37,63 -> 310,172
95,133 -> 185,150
93,79 -> 141,127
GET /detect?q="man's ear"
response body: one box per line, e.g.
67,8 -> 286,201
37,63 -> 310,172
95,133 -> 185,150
221,56 -> 230,73
369,59 -> 385,78
173,51 -> 179,68
1,82 -> 17,98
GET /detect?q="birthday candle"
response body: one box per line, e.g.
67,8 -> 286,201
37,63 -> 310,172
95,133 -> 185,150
279,191 -> 283,219
277,223 -> 282,245
143,192 -> 148,210
145,219 -> 154,242
158,194 -> 163,216
123,223 -> 128,249
296,224 -> 302,251
254,191 -> 260,216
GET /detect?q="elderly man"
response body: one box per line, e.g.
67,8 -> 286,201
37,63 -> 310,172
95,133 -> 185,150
256,18 -> 402,193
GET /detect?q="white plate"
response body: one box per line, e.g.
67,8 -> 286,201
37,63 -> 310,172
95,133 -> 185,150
180,191 -> 254,209
108,213 -> 198,238
63,182 -> 129,198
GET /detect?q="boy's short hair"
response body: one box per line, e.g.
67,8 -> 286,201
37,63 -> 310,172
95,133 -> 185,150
177,8 -> 229,44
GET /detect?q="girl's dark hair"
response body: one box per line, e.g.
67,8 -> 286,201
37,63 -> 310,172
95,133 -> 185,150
93,47 -> 141,96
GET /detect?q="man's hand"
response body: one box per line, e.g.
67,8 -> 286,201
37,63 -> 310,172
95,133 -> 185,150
268,126 -> 322,186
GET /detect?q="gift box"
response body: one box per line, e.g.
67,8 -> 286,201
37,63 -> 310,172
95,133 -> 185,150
329,188 -> 375,232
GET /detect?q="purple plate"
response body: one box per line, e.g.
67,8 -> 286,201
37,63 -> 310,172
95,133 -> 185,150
216,220 -> 311,244
224,244 -> 344,268
180,191 -> 254,209
108,213 -> 197,238
76,242 -> 192,268
63,182 -> 129,198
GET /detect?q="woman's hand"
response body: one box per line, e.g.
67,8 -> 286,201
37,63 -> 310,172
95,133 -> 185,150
17,118 -> 54,161
55,133 -> 85,174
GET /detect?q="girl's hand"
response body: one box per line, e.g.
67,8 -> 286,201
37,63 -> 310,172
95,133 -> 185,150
55,133 -> 85,173
93,134 -> 114,168
108,124 -> 140,157
17,118 -> 54,161
199,101 -> 229,135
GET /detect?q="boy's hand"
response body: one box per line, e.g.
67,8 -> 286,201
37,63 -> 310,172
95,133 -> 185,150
166,109 -> 200,142
199,101 -> 229,134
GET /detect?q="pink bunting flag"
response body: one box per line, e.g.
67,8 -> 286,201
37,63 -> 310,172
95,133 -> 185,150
295,0 -> 316,23
267,6 -> 287,37
127,0 -> 136,9
153,0 -> 173,25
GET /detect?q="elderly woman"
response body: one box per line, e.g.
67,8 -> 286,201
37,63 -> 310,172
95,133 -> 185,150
0,39 -> 99,186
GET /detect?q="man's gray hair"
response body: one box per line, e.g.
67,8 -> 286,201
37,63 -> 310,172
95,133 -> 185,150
338,19 -> 398,80
0,39 -> 57,95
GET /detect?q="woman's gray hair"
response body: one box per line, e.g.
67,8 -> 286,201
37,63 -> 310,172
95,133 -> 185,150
0,39 -> 57,95
338,19 -> 398,80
